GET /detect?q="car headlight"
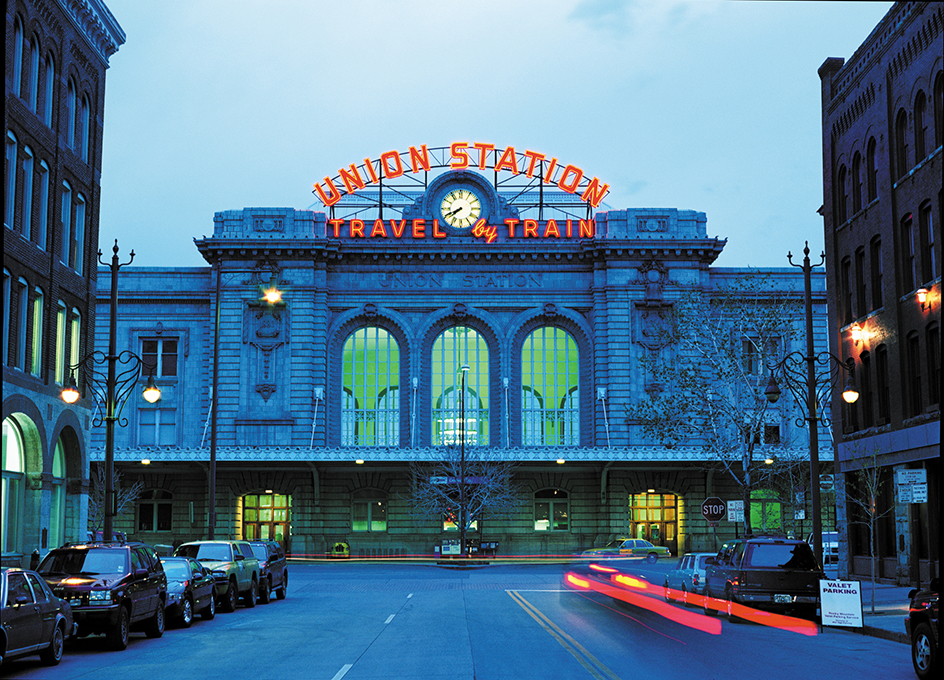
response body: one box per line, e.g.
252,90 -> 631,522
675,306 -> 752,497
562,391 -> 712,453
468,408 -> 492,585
212,570 -> 226,579
89,590 -> 113,603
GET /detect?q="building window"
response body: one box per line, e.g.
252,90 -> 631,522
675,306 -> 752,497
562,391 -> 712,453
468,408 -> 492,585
37,161 -> 49,249
79,95 -> 91,163
895,108 -> 909,179
340,327 -> 400,446
928,323 -> 940,406
866,137 -> 877,202
13,16 -> 23,98
840,257 -> 852,325
854,247 -> 866,319
351,489 -> 387,532
30,287 -> 43,376
60,181 -> 71,265
870,236 -> 883,311
16,279 -> 28,371
900,214 -> 916,294
22,146 -> 33,241
138,490 -> 172,532
66,79 -> 76,150
935,72 -> 943,149
2,271 -> 9,367
69,309 -> 80,372
534,489 -> 568,531
914,90 -> 928,162
851,151 -> 862,214
141,338 -> 177,377
43,55 -> 55,127
5,132 -> 17,228
906,332 -> 922,418
858,351 -> 872,430
918,201 -> 936,284
629,492 -> 677,544
836,165 -> 848,224
751,489 -> 783,534
50,439 -> 65,548
27,37 -> 39,112
764,424 -> 781,446
521,327 -> 579,446
55,301 -> 66,384
74,194 -> 85,274
138,409 -> 176,446
876,345 -> 890,423
2,418 -> 26,554
432,326 -> 489,446
243,493 -> 290,541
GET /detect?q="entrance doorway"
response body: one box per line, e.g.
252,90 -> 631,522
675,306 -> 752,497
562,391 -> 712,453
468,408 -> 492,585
629,492 -> 678,555
242,493 -> 291,546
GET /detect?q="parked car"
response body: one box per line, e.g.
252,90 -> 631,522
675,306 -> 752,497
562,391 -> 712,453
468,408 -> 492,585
806,531 -> 840,566
174,541 -> 260,612
159,557 -> 217,627
1,568 -> 74,666
580,538 -> 671,563
664,552 -> 715,603
703,536 -> 824,620
248,540 -> 288,603
37,540 -> 166,650
906,577 -> 939,679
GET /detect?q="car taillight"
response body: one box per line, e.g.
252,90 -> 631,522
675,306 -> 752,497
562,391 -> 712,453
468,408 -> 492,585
693,574 -> 699,586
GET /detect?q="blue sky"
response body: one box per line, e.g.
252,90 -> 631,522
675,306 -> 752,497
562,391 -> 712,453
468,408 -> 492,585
98,0 -> 892,268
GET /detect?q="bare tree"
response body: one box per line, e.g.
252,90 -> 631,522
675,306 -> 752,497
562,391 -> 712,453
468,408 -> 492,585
87,463 -> 145,534
627,272 -> 802,535
405,446 -> 523,557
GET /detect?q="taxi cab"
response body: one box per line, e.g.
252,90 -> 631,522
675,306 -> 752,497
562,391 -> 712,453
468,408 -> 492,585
580,538 -> 672,563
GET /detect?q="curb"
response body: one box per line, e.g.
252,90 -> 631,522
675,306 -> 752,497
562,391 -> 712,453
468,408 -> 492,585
857,624 -> 909,645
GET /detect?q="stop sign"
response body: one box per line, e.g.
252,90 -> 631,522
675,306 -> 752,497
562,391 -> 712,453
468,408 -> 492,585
701,497 -> 726,522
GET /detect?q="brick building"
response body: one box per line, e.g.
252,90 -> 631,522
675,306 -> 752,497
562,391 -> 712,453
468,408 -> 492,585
3,0 -> 125,567
819,1 -> 941,584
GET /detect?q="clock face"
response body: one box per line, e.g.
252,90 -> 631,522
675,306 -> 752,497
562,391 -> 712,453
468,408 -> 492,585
440,188 -> 482,229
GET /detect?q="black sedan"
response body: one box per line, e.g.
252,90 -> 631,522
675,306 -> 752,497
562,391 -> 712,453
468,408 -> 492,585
159,558 -> 216,627
1,567 -> 75,666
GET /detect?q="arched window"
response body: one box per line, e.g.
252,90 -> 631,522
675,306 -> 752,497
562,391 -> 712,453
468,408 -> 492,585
2,270 -> 10,366
870,235 -> 883,310
905,331 -> 922,418
31,287 -> 43,376
5,131 -> 17,228
914,91 -> 928,162
2,417 -> 26,554
74,193 -> 86,274
935,72 -> 943,149
895,108 -> 909,179
66,78 -> 76,149
50,439 -> 66,548
55,300 -> 66,384
60,181 -> 71,264
866,137 -> 878,202
22,146 -> 33,241
340,326 -> 400,446
16,278 -> 28,371
43,55 -> 55,127
138,489 -> 172,532
13,16 -> 23,99
37,160 -> 49,249
836,165 -> 848,224
859,350 -> 872,429
521,327 -> 579,446
534,488 -> 568,531
876,344 -> 890,423
351,489 -> 387,532
918,201 -> 936,284
900,213 -> 916,293
27,36 -> 39,112
851,151 -> 862,214
79,95 -> 90,163
69,308 -> 81,371
927,323 -> 940,406
432,326 -> 488,446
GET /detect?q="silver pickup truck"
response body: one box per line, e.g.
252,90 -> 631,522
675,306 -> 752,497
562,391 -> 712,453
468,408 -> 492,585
173,541 -> 260,612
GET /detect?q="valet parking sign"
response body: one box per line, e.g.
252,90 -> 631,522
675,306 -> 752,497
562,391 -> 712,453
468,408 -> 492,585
819,579 -> 863,628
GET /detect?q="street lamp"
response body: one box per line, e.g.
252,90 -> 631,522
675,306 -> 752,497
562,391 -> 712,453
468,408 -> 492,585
458,364 -> 470,558
764,242 -> 858,567
60,241 -> 160,542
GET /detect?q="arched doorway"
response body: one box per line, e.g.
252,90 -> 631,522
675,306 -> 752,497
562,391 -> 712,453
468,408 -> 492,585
629,492 -> 678,555
241,492 -> 291,548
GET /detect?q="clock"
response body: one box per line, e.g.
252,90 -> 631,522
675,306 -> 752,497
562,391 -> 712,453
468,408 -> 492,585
440,187 -> 483,229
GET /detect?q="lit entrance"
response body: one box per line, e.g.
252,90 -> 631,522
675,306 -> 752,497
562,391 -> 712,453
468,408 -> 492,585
242,493 -> 291,544
629,492 -> 678,555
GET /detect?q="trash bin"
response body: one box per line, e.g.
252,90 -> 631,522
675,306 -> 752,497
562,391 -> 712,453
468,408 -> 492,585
330,541 -> 350,559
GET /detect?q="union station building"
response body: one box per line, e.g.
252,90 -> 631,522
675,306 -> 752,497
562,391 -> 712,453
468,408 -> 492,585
75,146 -> 833,558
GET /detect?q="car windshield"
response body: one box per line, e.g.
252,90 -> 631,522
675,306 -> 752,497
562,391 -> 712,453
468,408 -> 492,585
743,543 -> 818,570
39,548 -> 128,576
161,561 -> 191,579
176,544 -> 231,562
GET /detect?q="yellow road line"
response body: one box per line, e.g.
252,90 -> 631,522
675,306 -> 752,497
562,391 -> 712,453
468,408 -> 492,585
507,590 -> 622,680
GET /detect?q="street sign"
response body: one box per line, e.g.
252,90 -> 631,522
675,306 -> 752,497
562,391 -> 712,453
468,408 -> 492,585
727,500 -> 744,523
701,497 -> 726,522
819,579 -> 863,628
431,476 -> 486,485
819,474 -> 834,492
896,469 -> 926,485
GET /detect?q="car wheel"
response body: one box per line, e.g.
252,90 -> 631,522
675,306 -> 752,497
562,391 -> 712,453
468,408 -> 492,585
276,572 -> 288,600
221,580 -> 237,612
39,623 -> 65,665
647,553 -> 658,564
180,596 -> 194,628
664,579 -> 673,602
912,622 -> 937,679
259,577 -> 272,604
145,601 -> 165,638
109,606 -> 130,650
243,578 -> 258,608
202,589 -> 217,620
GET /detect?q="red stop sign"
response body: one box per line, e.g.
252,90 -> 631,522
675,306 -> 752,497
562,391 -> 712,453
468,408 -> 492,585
701,497 -> 726,522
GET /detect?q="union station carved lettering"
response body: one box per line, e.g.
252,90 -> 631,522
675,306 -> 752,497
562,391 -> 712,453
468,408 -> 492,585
377,273 -> 542,288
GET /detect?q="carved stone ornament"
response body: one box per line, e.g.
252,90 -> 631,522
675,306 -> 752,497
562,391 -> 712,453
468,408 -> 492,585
256,384 -> 277,402
635,305 -> 673,351
243,260 -> 288,287
637,217 -> 668,232
364,303 -> 378,319
543,302 -> 559,318
452,303 -> 468,319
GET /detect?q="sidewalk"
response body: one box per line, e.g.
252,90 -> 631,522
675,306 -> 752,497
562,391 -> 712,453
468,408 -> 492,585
849,579 -> 913,644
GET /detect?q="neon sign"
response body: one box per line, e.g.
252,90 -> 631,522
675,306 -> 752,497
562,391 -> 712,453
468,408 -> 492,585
313,142 -> 610,209
325,217 -> 595,243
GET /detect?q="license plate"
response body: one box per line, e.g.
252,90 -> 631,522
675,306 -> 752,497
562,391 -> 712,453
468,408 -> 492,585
774,594 -> 792,603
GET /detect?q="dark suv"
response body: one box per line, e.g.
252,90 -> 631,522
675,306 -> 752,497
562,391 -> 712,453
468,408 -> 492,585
703,536 -> 824,620
38,541 -> 167,650
906,577 -> 939,679
248,540 -> 288,603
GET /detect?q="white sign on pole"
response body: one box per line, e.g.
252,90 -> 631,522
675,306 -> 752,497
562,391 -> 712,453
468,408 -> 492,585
911,483 -> 928,503
819,579 -> 863,628
896,469 -> 927,485
898,484 -> 914,503
727,500 -> 744,523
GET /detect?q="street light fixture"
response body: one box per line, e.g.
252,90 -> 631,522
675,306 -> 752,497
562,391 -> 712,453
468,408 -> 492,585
763,242 -> 858,567
60,241 -> 160,542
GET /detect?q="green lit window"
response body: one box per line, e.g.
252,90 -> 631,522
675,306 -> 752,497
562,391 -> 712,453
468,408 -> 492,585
432,326 -> 488,446
341,327 -> 400,446
352,489 -> 387,532
521,327 -> 579,446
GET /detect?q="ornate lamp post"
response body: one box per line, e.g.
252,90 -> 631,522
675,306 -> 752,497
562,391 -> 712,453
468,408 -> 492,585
764,242 -> 858,567
61,241 -> 161,541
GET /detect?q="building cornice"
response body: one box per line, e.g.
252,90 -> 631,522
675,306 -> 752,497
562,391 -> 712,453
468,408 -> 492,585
56,0 -> 126,66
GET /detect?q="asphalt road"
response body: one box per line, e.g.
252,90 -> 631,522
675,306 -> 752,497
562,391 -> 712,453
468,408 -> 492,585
2,560 -> 915,680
